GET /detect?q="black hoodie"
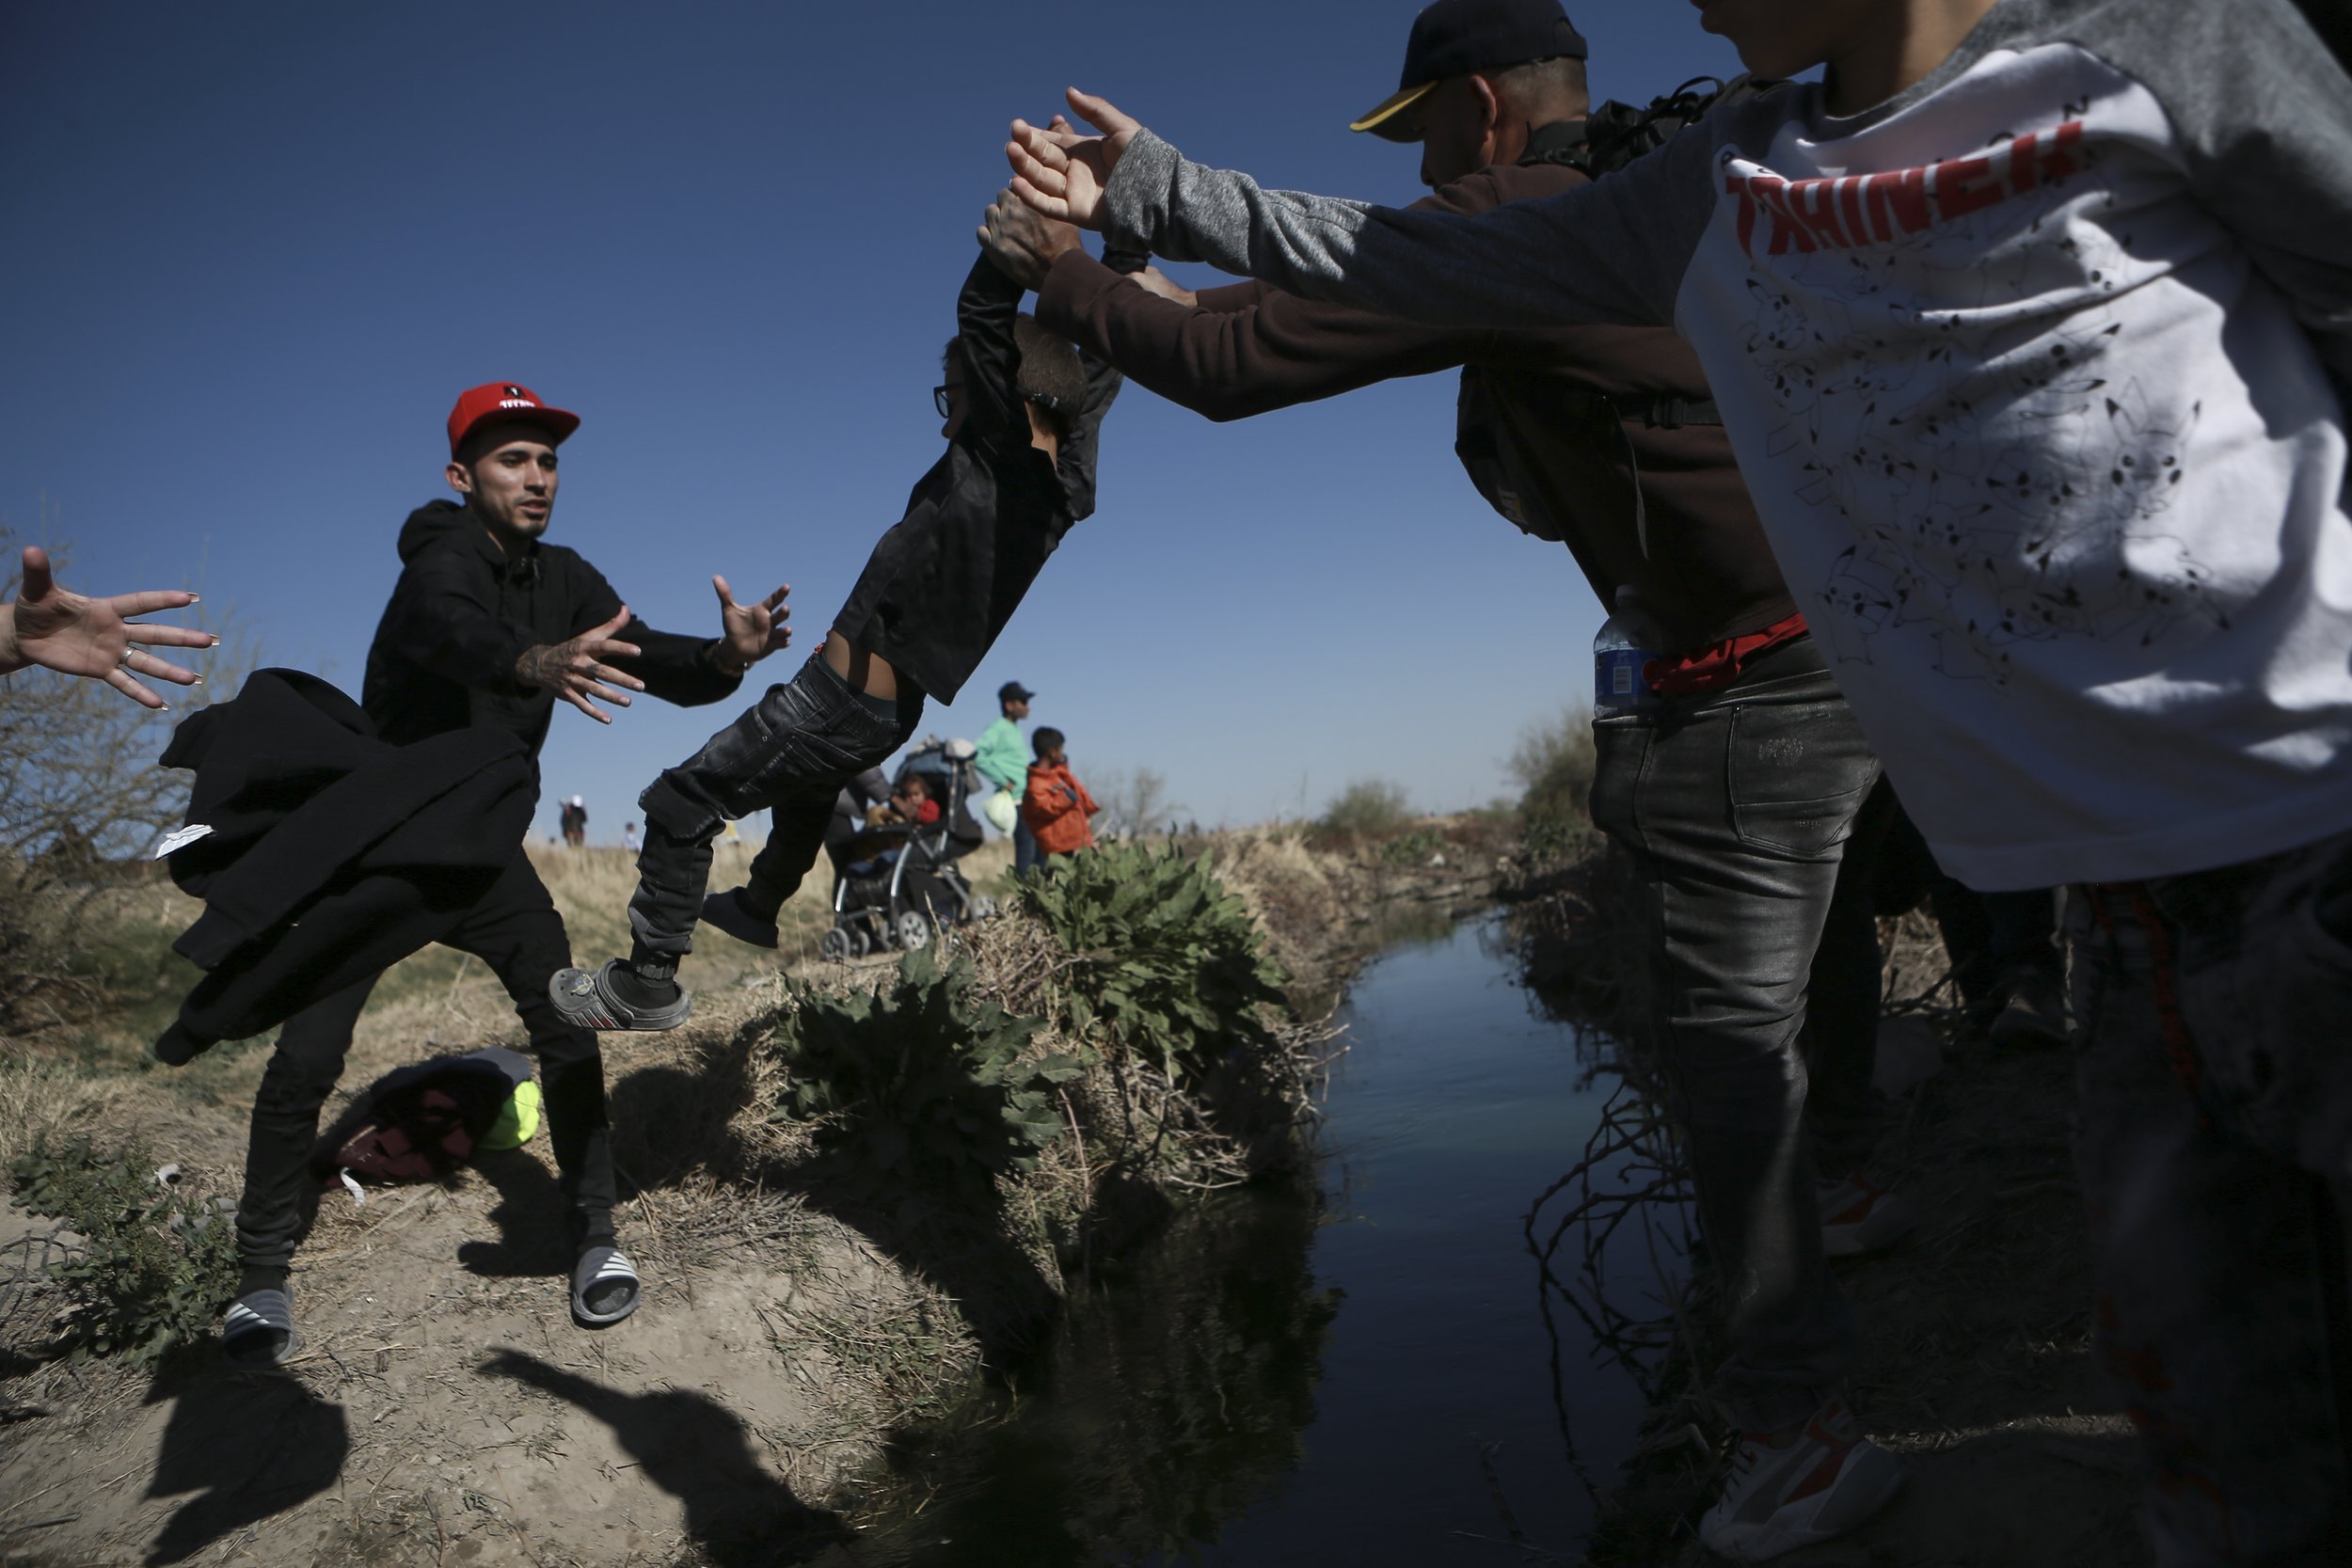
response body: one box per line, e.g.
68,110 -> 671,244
828,255 -> 1120,704
359,500 -> 742,759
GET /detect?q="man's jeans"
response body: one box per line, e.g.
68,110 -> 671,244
630,654 -> 922,963
238,853 -> 615,1269
2070,839 -> 2352,1566
1587,636 -> 1883,1434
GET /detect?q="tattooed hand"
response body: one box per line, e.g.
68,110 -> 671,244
516,605 -> 645,724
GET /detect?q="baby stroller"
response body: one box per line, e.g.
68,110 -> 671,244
821,737 -> 997,959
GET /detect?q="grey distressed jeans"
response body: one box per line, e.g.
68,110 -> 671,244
629,653 -> 923,965
1588,635 -> 1885,1434
2071,839 -> 2352,1567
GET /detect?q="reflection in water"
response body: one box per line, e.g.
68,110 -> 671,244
834,1188 -> 1333,1566
835,916 -> 1671,1567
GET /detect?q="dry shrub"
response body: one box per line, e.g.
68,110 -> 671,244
1510,704 -> 1599,827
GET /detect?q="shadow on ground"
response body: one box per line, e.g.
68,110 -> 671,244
483,1350 -> 843,1566
454,1147 -> 571,1279
140,1358 -> 349,1565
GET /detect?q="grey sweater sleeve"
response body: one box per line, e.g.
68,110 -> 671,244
2153,0 -> 2352,379
1100,126 -> 1716,331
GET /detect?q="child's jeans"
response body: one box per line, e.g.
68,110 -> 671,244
628,654 -> 923,966
2070,837 -> 2352,1567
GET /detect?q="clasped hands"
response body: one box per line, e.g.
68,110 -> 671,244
978,90 -> 1190,305
1003,89 -> 1143,233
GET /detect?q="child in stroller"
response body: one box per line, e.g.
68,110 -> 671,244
822,736 -> 994,959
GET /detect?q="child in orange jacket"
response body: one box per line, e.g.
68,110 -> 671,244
1019,726 -> 1098,856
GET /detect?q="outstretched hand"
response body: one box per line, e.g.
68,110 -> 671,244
1006,89 -> 1143,231
1,546 -> 215,710
516,605 -> 645,724
713,576 -> 790,672
977,186 -> 1085,290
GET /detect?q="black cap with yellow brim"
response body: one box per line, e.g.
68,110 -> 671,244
1349,0 -> 1589,142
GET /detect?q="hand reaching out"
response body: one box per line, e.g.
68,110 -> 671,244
0,546 -> 216,710
713,576 -> 790,673
516,605 -> 645,724
1006,89 -> 1144,231
977,187 -> 1085,291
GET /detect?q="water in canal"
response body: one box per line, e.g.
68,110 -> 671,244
843,912 -> 1676,1566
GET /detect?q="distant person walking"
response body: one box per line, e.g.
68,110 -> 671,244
623,820 -> 642,854
976,679 -> 1038,869
561,795 -> 588,847
1021,726 -> 1099,860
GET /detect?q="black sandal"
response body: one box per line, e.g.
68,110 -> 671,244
222,1285 -> 299,1369
571,1244 -> 641,1327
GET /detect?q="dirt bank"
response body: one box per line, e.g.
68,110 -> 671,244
0,825 -> 1501,1568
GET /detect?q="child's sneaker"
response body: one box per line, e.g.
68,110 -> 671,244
1817,1174 -> 1916,1258
548,959 -> 692,1032
700,888 -> 780,950
1700,1398 -> 1903,1560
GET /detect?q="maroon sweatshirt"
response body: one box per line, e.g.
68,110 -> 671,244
1035,133 -> 1799,654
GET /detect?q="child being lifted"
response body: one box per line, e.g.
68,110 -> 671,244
550,211 -> 1120,1029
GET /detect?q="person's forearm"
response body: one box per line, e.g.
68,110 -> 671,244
955,252 -> 1030,439
1041,250 -> 1474,422
612,620 -> 742,706
1102,128 -> 1690,332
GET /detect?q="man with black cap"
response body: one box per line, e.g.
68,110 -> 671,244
981,3 -> 1906,1556
977,679 -> 1039,869
217,382 -> 790,1369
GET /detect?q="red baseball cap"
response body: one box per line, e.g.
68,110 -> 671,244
446,382 -> 581,459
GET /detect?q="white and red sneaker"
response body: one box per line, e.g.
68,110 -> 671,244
1817,1174 -> 1917,1258
1699,1398 -> 1903,1561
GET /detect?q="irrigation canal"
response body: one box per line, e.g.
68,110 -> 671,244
836,912 -> 1676,1566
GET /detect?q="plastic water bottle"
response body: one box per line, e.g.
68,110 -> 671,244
1593,588 -> 1661,721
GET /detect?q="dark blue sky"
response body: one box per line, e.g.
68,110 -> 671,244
3,1 -> 1741,838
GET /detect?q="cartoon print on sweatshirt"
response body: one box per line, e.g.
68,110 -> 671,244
1726,101 -> 2224,686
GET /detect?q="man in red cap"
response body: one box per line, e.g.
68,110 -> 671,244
218,384 -> 792,1369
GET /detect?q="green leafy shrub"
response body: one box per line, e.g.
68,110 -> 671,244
1019,845 -> 1288,1085
777,946 -> 1078,1200
8,1134 -> 239,1364
1375,828 -> 1448,866
1511,705 -> 1599,858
